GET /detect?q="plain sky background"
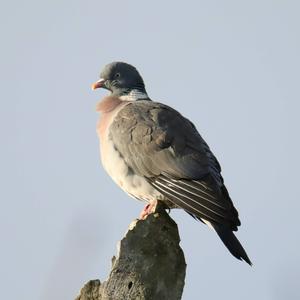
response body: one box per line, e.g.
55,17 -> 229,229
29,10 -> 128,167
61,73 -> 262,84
1,1 -> 300,299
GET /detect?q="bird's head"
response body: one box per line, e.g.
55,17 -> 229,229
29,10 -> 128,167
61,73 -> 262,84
92,62 -> 149,100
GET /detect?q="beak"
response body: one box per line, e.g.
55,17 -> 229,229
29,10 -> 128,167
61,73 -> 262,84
91,78 -> 106,90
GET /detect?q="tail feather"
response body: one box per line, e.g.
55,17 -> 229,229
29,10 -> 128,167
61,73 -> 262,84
212,224 -> 252,266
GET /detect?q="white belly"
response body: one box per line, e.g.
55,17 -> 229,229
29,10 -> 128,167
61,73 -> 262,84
100,135 -> 162,202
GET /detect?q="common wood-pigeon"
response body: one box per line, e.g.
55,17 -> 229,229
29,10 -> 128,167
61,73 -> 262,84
92,62 -> 252,265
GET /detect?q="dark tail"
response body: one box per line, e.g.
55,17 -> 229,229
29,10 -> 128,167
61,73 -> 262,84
213,224 -> 252,266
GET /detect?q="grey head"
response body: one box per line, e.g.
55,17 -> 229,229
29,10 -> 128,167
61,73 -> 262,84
92,62 -> 149,100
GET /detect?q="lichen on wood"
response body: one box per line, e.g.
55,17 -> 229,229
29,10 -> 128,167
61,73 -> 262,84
75,202 -> 186,300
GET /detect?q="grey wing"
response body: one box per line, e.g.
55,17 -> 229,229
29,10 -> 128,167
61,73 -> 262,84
110,100 -> 240,230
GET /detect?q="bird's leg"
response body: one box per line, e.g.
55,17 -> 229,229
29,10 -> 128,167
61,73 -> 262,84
139,199 -> 158,220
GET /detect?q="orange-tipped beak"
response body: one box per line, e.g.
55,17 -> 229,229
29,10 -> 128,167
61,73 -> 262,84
91,78 -> 106,90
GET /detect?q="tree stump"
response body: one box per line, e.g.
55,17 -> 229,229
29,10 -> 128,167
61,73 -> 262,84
75,203 -> 186,300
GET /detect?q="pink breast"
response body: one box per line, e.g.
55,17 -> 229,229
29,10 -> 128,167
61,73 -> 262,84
96,96 -> 130,146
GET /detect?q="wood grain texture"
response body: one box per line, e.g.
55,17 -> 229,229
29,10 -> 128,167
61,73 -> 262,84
75,202 -> 186,300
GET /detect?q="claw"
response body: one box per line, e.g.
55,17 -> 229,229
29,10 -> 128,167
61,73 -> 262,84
139,200 -> 158,220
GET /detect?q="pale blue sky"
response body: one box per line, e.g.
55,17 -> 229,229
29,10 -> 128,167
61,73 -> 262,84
1,1 -> 300,299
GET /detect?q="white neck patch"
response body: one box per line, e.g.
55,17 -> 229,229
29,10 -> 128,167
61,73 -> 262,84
119,89 -> 149,101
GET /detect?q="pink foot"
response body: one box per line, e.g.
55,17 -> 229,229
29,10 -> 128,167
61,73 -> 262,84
139,200 -> 158,220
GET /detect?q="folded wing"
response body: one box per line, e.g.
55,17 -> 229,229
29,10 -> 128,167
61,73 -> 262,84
110,100 -> 240,230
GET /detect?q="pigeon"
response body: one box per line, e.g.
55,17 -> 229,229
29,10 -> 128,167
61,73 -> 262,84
92,61 -> 252,265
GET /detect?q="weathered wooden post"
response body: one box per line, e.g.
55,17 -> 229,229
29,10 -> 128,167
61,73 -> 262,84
75,203 -> 186,300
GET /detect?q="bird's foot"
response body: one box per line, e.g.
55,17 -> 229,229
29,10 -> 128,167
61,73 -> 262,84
139,200 -> 158,220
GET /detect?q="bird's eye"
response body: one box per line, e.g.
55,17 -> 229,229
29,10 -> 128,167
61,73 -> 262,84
115,73 -> 120,78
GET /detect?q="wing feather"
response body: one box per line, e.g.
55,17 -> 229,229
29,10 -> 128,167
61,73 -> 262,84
148,175 -> 237,227
110,100 -> 241,229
